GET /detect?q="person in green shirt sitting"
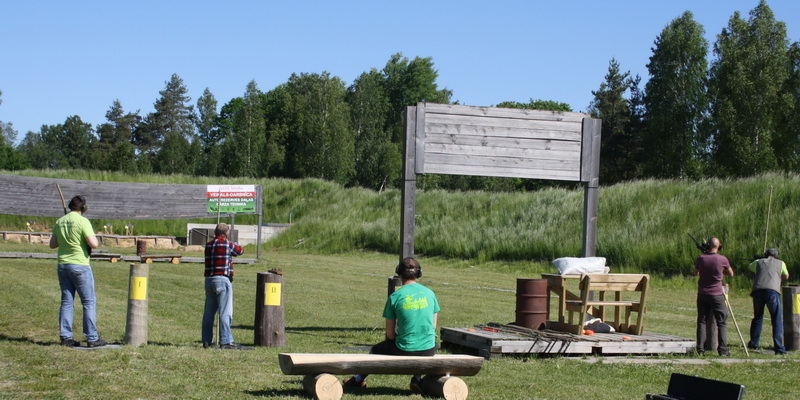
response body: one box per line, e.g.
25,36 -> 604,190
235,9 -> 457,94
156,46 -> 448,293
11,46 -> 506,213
344,257 -> 440,394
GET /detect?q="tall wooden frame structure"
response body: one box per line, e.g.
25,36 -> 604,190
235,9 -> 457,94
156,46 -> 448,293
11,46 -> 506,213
400,103 -> 601,260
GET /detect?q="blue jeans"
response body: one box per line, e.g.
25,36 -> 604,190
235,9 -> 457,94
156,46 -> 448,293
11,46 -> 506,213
202,276 -> 234,345
58,264 -> 100,341
749,289 -> 786,354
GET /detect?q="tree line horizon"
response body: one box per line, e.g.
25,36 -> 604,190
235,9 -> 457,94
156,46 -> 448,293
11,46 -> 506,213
0,0 -> 797,191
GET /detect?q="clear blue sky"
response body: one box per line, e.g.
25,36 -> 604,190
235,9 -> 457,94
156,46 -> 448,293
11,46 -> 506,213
1,1 -> 798,140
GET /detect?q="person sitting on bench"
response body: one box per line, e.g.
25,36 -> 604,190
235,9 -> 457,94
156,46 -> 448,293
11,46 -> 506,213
344,257 -> 440,393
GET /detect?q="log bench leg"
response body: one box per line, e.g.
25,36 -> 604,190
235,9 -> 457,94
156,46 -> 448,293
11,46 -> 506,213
302,373 -> 342,400
421,375 -> 469,400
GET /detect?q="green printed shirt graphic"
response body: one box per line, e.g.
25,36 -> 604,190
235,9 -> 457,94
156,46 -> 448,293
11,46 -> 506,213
383,282 -> 440,352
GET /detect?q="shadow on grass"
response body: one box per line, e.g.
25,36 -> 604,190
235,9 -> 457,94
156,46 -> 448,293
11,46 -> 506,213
245,386 -> 411,398
284,326 -> 375,333
0,333 -> 53,346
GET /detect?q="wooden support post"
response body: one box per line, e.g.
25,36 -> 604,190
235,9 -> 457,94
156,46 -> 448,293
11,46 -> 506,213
388,276 -> 403,296
302,373 -> 343,400
255,270 -> 286,347
581,117 -> 601,257
421,375 -> 469,400
124,263 -> 149,346
400,106 -> 418,260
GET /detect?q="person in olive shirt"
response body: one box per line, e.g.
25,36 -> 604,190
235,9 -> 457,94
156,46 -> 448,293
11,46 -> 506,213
49,195 -> 106,347
344,257 -> 440,394
747,248 -> 789,355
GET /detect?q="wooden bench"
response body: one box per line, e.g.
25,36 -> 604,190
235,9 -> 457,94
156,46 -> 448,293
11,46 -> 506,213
646,372 -> 744,400
558,273 -> 649,336
278,353 -> 483,400
140,254 -> 182,264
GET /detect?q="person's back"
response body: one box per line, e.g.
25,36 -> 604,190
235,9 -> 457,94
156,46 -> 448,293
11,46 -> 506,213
201,223 -> 249,350
49,195 -> 105,348
695,252 -> 729,296
386,281 -> 438,352
751,257 -> 785,294
54,211 -> 93,265
693,237 -> 733,356
747,248 -> 788,354
345,257 -> 439,392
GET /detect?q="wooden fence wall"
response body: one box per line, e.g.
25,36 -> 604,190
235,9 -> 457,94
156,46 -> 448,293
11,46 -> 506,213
0,175 -> 264,256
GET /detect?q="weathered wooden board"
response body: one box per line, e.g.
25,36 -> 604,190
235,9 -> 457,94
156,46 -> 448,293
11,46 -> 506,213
417,104 -> 590,181
0,175 -> 263,221
400,102 -> 602,260
278,353 -> 484,376
0,175 -> 212,219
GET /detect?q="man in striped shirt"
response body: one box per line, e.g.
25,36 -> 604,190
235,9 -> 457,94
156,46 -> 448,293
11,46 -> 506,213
201,223 -> 250,350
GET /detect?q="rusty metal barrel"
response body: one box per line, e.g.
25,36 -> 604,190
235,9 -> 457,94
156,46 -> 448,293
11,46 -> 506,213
136,239 -> 147,256
783,285 -> 800,351
514,278 -> 548,330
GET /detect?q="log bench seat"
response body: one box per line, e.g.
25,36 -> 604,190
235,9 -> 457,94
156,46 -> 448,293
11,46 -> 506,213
139,254 -> 182,264
90,253 -> 121,263
278,353 -> 483,400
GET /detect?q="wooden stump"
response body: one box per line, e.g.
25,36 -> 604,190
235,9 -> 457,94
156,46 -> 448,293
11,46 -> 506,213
302,373 -> 342,400
421,375 -> 469,400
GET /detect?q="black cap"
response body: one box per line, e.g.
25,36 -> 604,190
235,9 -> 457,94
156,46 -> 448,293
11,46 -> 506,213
766,248 -> 779,258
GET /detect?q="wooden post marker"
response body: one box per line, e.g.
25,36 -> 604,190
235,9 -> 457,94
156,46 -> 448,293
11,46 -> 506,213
421,375 -> 469,400
387,276 -> 403,296
255,269 -> 285,347
302,373 -> 343,400
124,263 -> 149,346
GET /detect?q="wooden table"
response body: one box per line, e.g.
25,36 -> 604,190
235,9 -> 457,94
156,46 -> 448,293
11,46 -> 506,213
541,274 -> 582,325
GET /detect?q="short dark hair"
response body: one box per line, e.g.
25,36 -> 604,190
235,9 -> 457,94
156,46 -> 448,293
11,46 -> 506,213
68,196 -> 86,212
397,257 -> 421,280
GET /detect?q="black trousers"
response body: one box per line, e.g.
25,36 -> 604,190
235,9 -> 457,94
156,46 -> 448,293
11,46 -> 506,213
696,293 -> 729,354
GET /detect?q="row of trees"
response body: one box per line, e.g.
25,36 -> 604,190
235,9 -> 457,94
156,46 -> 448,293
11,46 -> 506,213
1,1 -> 798,189
593,1 -> 799,183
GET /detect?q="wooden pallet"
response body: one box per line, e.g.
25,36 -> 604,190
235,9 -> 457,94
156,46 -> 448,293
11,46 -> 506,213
440,325 -> 695,359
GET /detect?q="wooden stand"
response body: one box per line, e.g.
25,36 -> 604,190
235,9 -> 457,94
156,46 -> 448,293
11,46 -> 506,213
279,353 -> 483,399
255,270 -> 286,347
302,373 -> 342,400
124,263 -> 148,346
421,375 -> 469,400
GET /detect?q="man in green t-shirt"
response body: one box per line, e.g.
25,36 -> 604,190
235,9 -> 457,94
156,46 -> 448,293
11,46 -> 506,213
344,257 -> 440,394
49,195 -> 105,348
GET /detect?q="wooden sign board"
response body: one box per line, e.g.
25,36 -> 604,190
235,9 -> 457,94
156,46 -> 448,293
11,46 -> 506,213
401,103 -> 601,259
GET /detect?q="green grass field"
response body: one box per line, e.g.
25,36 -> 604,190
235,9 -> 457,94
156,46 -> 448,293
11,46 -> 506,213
1,245 -> 797,399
